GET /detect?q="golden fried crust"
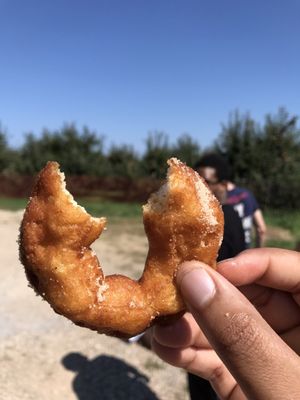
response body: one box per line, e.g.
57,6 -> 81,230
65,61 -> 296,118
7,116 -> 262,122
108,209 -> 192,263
19,159 -> 224,337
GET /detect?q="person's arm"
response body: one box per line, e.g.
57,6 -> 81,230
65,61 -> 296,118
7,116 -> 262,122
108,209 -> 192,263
253,209 -> 267,247
152,249 -> 300,400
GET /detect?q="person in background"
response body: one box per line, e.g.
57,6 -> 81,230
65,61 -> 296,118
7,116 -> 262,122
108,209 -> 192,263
195,153 -> 267,248
196,157 -> 246,263
226,181 -> 266,247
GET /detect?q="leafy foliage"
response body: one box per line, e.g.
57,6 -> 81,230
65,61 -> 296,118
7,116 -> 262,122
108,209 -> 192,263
16,125 -> 106,175
214,108 -> 300,208
172,133 -> 201,167
215,111 -> 259,184
1,108 -> 300,209
141,132 -> 174,178
0,129 -> 11,173
107,144 -> 141,178
0,124 -> 17,174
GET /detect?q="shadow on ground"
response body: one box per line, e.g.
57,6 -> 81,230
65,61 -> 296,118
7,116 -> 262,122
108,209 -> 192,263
62,352 -> 159,400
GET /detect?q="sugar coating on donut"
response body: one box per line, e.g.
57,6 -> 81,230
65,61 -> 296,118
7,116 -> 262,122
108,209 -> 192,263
144,158 -> 219,229
194,174 -> 218,226
97,281 -> 110,302
143,183 -> 168,213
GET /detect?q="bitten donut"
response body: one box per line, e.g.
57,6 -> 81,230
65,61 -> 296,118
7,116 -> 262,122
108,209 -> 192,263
19,158 -> 224,337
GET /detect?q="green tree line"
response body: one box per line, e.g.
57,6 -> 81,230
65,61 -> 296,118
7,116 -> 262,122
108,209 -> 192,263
0,126 -> 202,178
1,108 -> 300,208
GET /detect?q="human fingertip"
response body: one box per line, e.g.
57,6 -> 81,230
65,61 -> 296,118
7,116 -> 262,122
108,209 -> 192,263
178,265 -> 216,310
177,261 -> 208,284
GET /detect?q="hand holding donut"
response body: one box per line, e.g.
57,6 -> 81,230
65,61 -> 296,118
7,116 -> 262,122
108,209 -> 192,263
152,248 -> 300,399
19,158 -> 223,337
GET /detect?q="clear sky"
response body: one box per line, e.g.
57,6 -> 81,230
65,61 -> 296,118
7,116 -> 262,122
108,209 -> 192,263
1,0 -> 299,153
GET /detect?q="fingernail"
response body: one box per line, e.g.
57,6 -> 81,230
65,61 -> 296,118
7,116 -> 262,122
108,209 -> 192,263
217,258 -> 238,272
217,257 -> 234,265
217,258 -> 237,266
179,267 -> 216,309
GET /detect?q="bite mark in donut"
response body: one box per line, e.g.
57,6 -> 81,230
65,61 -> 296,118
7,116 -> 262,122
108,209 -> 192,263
19,158 -> 224,337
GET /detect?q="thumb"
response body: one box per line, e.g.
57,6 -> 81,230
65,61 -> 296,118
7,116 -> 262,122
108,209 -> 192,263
177,261 -> 300,400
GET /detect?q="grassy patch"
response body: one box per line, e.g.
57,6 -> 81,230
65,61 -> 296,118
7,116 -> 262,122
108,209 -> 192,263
264,209 -> 300,240
0,197 -> 28,210
1,198 -> 299,247
265,239 -> 296,250
0,196 -> 142,219
79,197 -> 142,219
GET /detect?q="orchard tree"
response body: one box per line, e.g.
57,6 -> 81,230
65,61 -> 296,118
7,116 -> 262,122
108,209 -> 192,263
256,108 -> 300,208
0,131 -> 10,172
214,111 -> 259,185
17,125 -> 106,175
107,144 -> 141,178
214,108 -> 300,209
141,131 -> 173,178
172,133 -> 201,167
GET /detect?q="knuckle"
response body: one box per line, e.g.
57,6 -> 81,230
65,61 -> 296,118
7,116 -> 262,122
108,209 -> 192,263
209,363 -> 226,382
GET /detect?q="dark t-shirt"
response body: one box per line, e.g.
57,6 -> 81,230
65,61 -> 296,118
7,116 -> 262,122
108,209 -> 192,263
218,204 -> 246,261
227,187 -> 259,246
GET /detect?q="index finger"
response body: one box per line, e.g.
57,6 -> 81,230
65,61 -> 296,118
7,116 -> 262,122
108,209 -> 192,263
217,248 -> 300,301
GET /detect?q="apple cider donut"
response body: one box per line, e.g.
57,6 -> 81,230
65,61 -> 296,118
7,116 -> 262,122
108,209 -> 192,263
19,158 -> 224,337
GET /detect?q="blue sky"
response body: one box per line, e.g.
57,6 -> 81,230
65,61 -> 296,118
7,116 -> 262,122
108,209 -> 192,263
1,0 -> 299,153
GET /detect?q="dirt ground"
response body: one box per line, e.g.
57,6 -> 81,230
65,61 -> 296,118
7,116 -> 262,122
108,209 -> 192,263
0,210 -> 189,400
